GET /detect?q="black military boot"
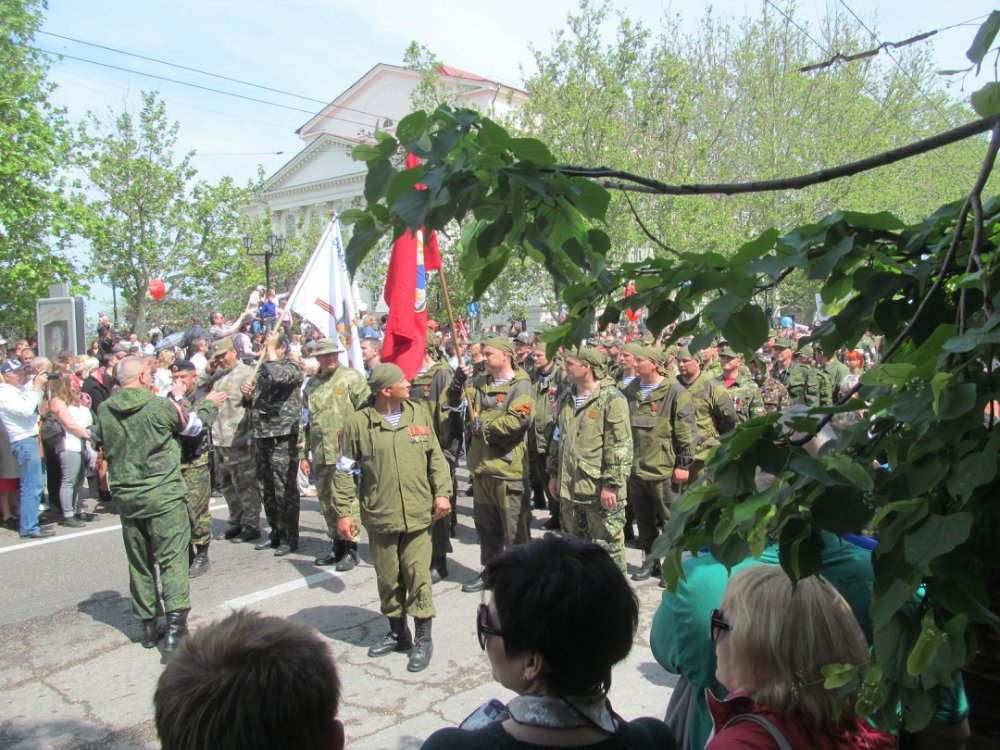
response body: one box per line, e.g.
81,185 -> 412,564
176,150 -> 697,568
315,538 -> 345,566
367,616 -> 412,657
220,525 -> 241,540
163,609 -> 190,653
335,541 -> 358,571
233,527 -> 261,543
630,555 -> 661,582
189,544 -> 211,578
430,555 -> 448,584
407,618 -> 434,672
141,618 -> 164,649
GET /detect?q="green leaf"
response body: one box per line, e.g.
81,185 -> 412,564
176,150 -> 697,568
386,165 -> 426,205
363,158 -> 393,204
721,303 -> 769,354
860,363 -> 914,386
840,210 -> 907,231
812,486 -> 873,534
509,137 -> 555,165
946,451 -> 998,499
903,512 -> 974,566
825,454 -> 875,491
392,187 -> 432,231
971,82 -> 1000,117
733,228 -> 779,265
477,117 -> 510,149
936,382 -> 977,419
966,11 -> 1000,68
395,110 -> 429,144
906,611 -> 946,676
822,662 -> 860,690
809,235 -> 854,280
571,177 -> 610,221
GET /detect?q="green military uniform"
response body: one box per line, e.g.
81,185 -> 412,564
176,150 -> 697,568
723,374 -> 765,422
251,357 -> 303,548
461,364 -> 535,567
409,358 -> 460,562
758,375 -> 790,414
530,361 -> 566,512
823,356 -> 850,403
95,386 -> 218,621
622,371 -> 697,555
677,370 -> 739,478
333,400 -> 452,619
174,382 -> 212,551
773,361 -> 809,405
549,377 -> 633,574
301,363 -> 370,542
202,354 -> 260,536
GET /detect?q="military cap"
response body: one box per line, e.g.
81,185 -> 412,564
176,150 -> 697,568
772,337 -> 792,349
755,351 -> 773,365
313,338 -> 344,356
565,346 -> 608,369
368,362 -> 405,392
796,344 -> 814,358
676,346 -> 701,361
719,346 -> 739,359
609,338 -> 625,349
211,337 -> 234,358
482,336 -> 514,358
171,359 -> 196,373
513,332 -> 533,346
622,342 -> 646,357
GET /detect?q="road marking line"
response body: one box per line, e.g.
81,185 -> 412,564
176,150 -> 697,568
221,569 -> 341,610
0,502 -> 229,555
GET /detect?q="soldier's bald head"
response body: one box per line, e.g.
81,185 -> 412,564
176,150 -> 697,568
117,356 -> 149,386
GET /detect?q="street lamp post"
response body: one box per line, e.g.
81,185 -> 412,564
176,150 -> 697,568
243,233 -> 286,292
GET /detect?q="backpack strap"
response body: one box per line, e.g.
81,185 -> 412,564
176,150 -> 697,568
721,713 -> 795,750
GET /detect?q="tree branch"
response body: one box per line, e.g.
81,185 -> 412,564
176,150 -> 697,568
622,193 -> 680,257
555,115 -> 1000,196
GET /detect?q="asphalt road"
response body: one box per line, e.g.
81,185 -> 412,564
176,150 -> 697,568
0,463 -> 677,749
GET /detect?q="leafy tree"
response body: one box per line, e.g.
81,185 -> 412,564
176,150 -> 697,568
72,91 -> 260,336
0,0 -> 77,336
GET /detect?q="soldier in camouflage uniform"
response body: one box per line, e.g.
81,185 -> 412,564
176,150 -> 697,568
701,344 -> 723,380
169,359 -> 213,578
751,352 -> 791,414
449,336 -> 534,593
201,337 -> 261,543
676,346 -> 739,479
816,347 -> 849,404
718,347 -> 764,422
530,343 -> 566,531
241,330 -> 303,557
622,345 -> 696,580
797,345 -> 828,407
548,347 -> 633,575
300,338 -> 370,571
407,339 -> 459,583
334,363 -> 452,672
94,356 -> 224,651
770,337 -> 809,405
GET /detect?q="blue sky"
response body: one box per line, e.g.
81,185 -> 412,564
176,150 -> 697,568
37,0 -> 996,316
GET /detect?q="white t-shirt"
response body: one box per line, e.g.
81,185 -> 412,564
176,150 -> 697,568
0,383 -> 42,442
63,403 -> 93,453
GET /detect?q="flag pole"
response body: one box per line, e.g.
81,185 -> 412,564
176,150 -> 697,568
435,266 -> 477,421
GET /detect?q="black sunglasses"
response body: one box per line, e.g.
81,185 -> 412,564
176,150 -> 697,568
709,608 -> 731,642
477,603 -> 503,650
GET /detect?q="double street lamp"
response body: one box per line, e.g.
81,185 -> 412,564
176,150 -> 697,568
243,233 -> 286,292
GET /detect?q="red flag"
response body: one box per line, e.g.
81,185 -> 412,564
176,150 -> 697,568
381,153 -> 439,380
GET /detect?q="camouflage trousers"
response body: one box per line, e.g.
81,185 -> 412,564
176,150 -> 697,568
626,475 -> 679,554
121,502 -> 191,620
314,463 -> 360,541
216,445 -> 261,533
471,475 -> 530,567
254,434 -> 300,546
181,458 -> 212,547
560,499 -> 627,575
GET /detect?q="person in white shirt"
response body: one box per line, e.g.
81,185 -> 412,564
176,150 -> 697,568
46,376 -> 94,527
0,359 -> 53,538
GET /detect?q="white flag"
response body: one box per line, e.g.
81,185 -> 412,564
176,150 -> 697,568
285,218 -> 365,373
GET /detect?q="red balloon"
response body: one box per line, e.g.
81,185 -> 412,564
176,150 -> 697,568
148,279 -> 166,300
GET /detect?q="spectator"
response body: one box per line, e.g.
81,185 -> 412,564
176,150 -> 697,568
704,566 -> 895,749
188,339 -> 209,372
421,534 -> 676,749
0,359 -> 52,538
154,609 -> 344,750
154,350 -> 176,395
360,336 -> 381,376
0,422 -> 19,530
45,375 -> 94,527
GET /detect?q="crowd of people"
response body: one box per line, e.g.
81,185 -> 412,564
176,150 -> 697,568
0,304 -> 973,749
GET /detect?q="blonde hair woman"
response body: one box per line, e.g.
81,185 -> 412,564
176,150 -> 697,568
707,566 -> 895,750
46,376 -> 95,527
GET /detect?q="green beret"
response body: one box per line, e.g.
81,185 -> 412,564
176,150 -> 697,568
369,362 -> 405,392
482,336 -> 514,358
313,338 -> 344,356
622,342 -> 646,357
566,346 -> 608,369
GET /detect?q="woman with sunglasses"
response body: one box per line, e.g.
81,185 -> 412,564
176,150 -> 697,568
421,534 -> 676,749
706,566 -> 895,749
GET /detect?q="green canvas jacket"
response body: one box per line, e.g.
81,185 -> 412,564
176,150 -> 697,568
464,368 -> 534,479
677,371 -> 738,462
622,375 -> 697,478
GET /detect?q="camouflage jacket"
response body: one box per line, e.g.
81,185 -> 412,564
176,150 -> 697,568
462,368 -> 535,479
759,376 -> 790,414
724,375 -> 765,423
622,375 -> 697,478
549,379 -> 633,503
531,363 -> 566,456
175,385 -> 210,466
678,371 -> 738,461
773,362 -> 810,405
409,360 -> 459,460
824,359 -> 850,403
334,401 -> 452,534
94,387 -> 218,519
300,365 -> 370,464
201,361 -> 255,450
250,358 -> 303,439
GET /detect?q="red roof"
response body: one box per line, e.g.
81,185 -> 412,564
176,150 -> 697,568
434,65 -> 494,84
